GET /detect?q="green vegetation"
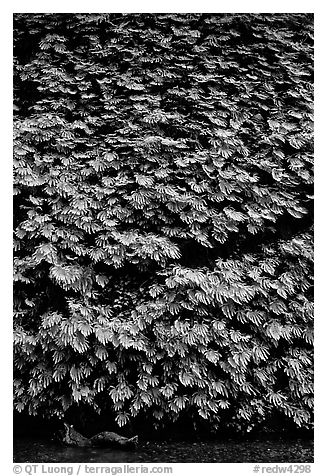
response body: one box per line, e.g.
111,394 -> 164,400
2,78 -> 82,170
13,13 -> 313,434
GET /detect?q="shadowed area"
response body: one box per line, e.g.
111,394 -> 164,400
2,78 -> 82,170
14,437 -> 313,463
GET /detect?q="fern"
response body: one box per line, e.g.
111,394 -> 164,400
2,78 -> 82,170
14,13 -> 313,434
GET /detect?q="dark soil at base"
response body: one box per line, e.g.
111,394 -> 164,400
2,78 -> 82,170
13,437 -> 313,463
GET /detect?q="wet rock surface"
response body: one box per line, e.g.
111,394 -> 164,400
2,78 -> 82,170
14,437 -> 313,463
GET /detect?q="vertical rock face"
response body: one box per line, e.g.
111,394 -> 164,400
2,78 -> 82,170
14,13 -> 313,435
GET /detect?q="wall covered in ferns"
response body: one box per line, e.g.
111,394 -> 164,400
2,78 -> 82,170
13,13 -> 313,435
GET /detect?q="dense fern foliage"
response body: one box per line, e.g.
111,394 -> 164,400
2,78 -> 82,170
13,13 -> 313,434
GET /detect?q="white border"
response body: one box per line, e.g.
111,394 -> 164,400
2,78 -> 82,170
8,0 -> 316,13
0,2 -> 13,472
2,2 -> 326,475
